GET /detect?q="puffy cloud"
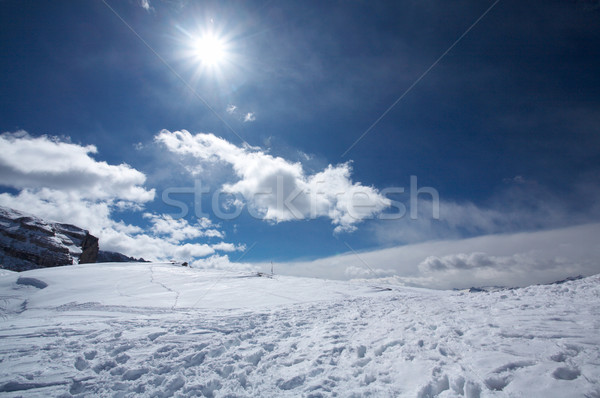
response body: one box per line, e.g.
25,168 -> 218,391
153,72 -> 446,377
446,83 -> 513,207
210,242 -> 241,252
226,104 -> 237,114
0,188 -> 245,262
99,228 -> 206,260
155,129 -> 390,232
0,131 -> 154,203
144,213 -> 224,241
0,131 -> 241,262
0,188 -> 117,234
191,254 -> 256,272
244,112 -> 256,122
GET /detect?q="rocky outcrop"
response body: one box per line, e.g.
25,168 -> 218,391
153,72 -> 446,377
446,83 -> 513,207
0,206 -> 99,271
97,250 -> 148,263
79,233 -> 99,264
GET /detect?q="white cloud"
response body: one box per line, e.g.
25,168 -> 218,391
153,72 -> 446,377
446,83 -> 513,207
0,189 -> 245,262
97,226 -> 243,262
0,131 -> 242,262
0,131 -> 154,203
251,223 -> 600,289
0,188 -> 116,235
144,213 -> 224,241
140,0 -> 152,12
191,254 -> 256,272
210,242 -> 242,252
225,105 -> 255,123
156,129 -> 390,232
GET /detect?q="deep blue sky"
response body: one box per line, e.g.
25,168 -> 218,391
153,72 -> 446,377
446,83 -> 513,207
1,0 -> 599,265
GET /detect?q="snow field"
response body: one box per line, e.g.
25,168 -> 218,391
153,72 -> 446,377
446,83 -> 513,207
0,263 -> 598,397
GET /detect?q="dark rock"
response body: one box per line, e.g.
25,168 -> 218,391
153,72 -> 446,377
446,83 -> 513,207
79,234 -> 99,264
549,275 -> 584,285
468,287 -> 485,293
0,206 -> 99,271
96,250 -> 148,263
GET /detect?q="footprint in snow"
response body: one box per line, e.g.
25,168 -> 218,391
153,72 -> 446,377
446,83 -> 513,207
74,356 -> 88,371
484,360 -> 535,391
277,375 -> 305,390
492,360 -> 535,374
70,380 -> 85,395
484,374 -> 512,391
115,353 -> 129,364
374,340 -> 403,356
551,344 -> 581,362
356,345 -> 367,358
93,359 -> 117,373
552,367 -> 580,380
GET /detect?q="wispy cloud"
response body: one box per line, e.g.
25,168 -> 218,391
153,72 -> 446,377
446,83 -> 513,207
226,105 -> 256,123
370,175 -> 600,246
139,0 -> 153,12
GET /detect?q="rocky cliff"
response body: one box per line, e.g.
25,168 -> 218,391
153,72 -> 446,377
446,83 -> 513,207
0,206 -> 99,271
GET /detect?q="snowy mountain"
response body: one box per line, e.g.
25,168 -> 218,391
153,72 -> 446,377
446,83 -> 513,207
0,262 -> 598,397
0,206 -> 98,271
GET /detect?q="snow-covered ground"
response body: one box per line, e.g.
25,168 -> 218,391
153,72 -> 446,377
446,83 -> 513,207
0,263 -> 598,397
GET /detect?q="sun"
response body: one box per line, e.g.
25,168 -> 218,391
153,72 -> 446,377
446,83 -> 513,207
178,25 -> 238,79
193,34 -> 227,67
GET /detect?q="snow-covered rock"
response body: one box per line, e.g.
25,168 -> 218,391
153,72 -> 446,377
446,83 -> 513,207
0,206 -> 98,271
0,262 -> 598,397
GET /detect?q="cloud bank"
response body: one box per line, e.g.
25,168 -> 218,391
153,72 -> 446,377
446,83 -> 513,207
256,223 -> 600,289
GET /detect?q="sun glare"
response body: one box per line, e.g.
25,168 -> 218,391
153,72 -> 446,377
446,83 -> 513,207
194,34 -> 226,67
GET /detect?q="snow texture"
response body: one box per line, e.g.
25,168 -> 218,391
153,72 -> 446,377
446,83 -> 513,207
0,262 -> 598,397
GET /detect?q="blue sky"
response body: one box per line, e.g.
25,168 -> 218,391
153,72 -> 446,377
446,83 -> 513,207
1,1 -> 599,288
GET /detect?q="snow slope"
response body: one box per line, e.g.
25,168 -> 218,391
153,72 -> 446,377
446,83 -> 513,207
0,263 -> 598,397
